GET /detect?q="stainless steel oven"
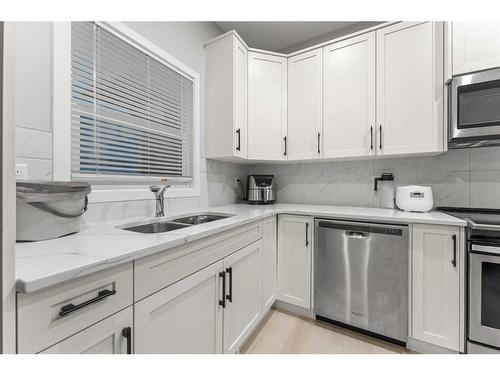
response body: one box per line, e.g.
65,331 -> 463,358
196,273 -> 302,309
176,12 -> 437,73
449,68 -> 500,148
469,243 -> 500,349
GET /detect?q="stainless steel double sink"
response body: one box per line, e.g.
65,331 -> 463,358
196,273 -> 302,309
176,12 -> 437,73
120,213 -> 234,234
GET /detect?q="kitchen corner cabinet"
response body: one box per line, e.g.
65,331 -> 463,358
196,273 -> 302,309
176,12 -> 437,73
452,22 -> 500,75
40,308 -> 133,354
248,51 -> 288,160
205,33 -> 248,160
277,215 -> 313,309
376,22 -> 444,157
323,32 -> 376,159
287,48 -> 323,160
411,224 -> 463,352
262,216 -> 277,312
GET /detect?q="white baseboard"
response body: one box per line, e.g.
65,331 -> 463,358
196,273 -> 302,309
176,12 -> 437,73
273,300 -> 315,319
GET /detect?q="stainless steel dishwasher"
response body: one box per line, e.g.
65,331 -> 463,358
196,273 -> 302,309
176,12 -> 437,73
314,219 -> 409,345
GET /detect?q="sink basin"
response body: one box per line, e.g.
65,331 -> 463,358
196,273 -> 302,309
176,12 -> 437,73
172,214 -> 233,225
122,221 -> 190,234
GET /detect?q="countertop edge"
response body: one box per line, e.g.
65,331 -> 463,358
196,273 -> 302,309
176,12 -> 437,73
16,205 -> 466,293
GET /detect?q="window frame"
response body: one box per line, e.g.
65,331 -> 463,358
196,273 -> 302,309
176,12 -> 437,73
53,21 -> 200,203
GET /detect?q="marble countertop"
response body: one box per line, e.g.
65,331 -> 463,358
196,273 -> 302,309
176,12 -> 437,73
16,203 -> 466,293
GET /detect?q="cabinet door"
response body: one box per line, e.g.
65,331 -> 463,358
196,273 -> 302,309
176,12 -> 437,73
134,261 -> 223,354
233,38 -> 248,158
40,307 -> 133,354
453,22 -> 500,75
248,52 -> 287,160
223,240 -> 262,353
277,215 -> 313,309
411,224 -> 461,351
323,32 -> 376,158
262,216 -> 277,312
376,22 -> 444,156
287,48 -> 322,160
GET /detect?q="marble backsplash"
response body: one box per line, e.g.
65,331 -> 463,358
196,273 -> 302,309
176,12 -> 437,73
248,147 -> 500,210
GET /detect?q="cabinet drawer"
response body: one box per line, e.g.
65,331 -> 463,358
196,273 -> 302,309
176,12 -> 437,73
40,307 -> 133,354
135,221 -> 262,301
17,262 -> 133,354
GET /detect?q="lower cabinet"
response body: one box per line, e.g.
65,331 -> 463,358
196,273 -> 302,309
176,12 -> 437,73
223,240 -> 262,353
277,215 -> 313,309
134,261 -> 224,354
262,216 -> 277,312
134,240 -> 263,354
40,307 -> 133,354
411,224 -> 462,352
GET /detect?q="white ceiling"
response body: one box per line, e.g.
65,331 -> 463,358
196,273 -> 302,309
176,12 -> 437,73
215,22 -> 377,52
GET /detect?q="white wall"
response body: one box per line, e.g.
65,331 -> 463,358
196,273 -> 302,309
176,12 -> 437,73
14,21 -> 249,222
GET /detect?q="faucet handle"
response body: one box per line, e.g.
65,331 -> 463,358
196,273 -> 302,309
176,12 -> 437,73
150,185 -> 160,193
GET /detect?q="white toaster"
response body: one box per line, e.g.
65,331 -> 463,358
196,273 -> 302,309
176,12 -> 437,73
395,185 -> 434,212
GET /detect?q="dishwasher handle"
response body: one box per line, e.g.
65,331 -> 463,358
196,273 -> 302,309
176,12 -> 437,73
345,231 -> 369,239
316,219 -> 407,237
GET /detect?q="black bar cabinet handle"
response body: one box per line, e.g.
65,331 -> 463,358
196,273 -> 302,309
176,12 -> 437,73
59,289 -> 116,317
226,267 -> 233,303
379,125 -> 382,150
452,234 -> 457,267
306,222 -> 309,247
236,129 -> 241,151
283,136 -> 287,156
370,126 -> 373,150
317,132 -> 321,154
219,271 -> 226,308
122,327 -> 132,354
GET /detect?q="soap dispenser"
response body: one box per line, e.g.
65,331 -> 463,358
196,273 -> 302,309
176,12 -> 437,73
374,173 -> 395,209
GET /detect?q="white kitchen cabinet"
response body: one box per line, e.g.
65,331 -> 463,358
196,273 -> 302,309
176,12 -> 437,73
453,22 -> 500,75
262,216 -> 277,312
205,32 -> 248,160
287,48 -> 322,160
323,32 -> 376,159
134,261 -> 223,354
277,215 -> 313,309
411,224 -> 462,352
40,307 -> 133,354
248,51 -> 288,160
223,240 -> 262,353
376,22 -> 444,157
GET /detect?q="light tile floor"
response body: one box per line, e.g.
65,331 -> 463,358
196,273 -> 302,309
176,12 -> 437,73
241,308 -> 411,354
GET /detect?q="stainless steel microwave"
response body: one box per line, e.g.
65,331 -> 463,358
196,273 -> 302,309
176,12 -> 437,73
449,68 -> 500,149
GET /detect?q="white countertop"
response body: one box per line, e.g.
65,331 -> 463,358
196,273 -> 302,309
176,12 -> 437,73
16,203 -> 466,293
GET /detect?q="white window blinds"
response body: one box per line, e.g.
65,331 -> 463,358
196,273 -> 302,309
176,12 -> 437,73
71,22 -> 194,181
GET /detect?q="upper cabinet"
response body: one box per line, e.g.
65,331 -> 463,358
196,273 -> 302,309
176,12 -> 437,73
453,22 -> 500,75
248,52 -> 288,160
376,22 -> 444,157
287,48 -> 323,160
205,33 -> 248,160
323,32 -> 376,158
205,23 -> 446,163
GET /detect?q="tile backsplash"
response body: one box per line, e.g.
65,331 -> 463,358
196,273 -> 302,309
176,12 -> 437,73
248,148 -> 500,209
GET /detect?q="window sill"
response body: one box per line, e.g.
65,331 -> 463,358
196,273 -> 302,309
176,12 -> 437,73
88,184 -> 200,203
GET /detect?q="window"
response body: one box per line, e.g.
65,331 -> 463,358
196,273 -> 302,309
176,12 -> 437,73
70,22 -> 194,182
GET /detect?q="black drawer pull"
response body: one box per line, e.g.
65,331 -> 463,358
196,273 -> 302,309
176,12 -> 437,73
59,289 -> 116,318
219,271 -> 226,308
236,129 -> 241,151
452,234 -> 457,267
122,327 -> 132,354
226,267 -> 233,303
284,136 -> 287,156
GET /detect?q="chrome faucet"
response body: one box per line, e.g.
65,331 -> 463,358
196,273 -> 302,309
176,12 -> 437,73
150,185 -> 170,217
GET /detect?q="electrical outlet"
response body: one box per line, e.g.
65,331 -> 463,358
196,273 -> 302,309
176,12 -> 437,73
16,163 -> 29,180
